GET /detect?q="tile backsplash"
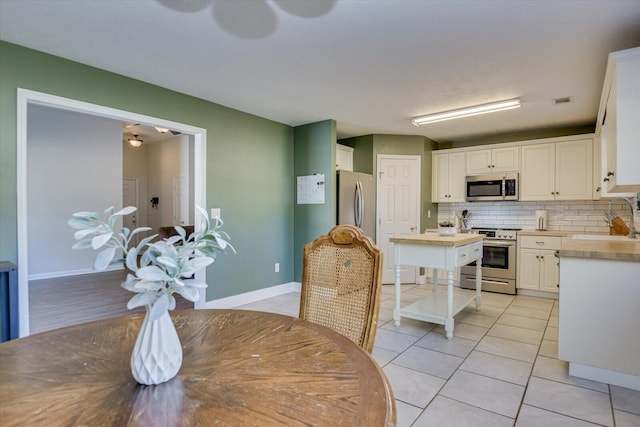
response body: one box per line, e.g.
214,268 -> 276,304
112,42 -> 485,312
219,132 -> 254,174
437,198 -> 638,233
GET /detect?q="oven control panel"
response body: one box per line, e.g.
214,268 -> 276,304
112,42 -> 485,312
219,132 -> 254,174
471,227 -> 520,241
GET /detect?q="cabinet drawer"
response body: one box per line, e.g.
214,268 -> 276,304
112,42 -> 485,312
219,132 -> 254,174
519,235 -> 562,250
456,241 -> 482,266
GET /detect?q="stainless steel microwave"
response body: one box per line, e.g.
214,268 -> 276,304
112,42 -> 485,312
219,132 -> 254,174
466,173 -> 518,201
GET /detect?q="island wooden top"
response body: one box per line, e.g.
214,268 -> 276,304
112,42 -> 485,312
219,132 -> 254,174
0,309 -> 395,426
390,232 -> 483,247
558,238 -> 640,262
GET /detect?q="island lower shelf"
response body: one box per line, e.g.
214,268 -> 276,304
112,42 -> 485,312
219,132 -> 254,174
398,285 -> 477,325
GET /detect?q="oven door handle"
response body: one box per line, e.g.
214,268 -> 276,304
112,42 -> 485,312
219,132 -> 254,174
483,240 -> 516,247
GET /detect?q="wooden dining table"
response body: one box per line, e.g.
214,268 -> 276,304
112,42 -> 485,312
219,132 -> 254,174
0,309 -> 395,426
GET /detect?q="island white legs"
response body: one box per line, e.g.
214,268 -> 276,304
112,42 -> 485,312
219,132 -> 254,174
393,265 -> 401,327
391,238 -> 483,340
445,270 -> 454,339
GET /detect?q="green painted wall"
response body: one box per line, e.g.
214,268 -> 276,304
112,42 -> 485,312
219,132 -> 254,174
293,120 -> 336,281
339,135 -> 374,174
0,41 -> 294,300
441,125 -> 595,149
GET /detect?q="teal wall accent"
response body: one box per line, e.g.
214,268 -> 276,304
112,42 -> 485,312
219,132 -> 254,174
0,41 -> 294,300
341,135 -> 374,174
441,125 -> 595,149
293,120 -> 337,281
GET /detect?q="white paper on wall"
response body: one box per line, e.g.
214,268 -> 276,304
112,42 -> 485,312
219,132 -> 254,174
297,174 -> 325,204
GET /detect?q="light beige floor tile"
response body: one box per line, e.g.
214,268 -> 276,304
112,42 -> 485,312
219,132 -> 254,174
383,363 -> 445,408
413,396 -> 514,427
415,331 -> 477,358
381,317 -> 435,337
378,307 -> 394,322
538,339 -> 558,358
614,409 -> 640,427
488,323 -> 544,345
476,335 -> 538,363
475,293 -> 516,309
394,400 -> 423,427
547,316 -> 558,328
457,311 -> 500,328
516,404 -> 601,426
372,346 -> 399,367
375,328 -> 420,352
497,313 -> 548,331
393,345 -> 464,379
504,305 -> 550,320
511,296 -> 555,311
463,304 -> 504,318
460,350 -> 533,386
544,326 -> 558,342
433,322 -> 488,341
523,377 -> 614,426
611,385 -> 640,415
440,370 -> 525,418
532,355 -> 609,393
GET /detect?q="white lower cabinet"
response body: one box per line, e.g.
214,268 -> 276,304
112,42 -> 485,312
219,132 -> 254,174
517,235 -> 561,293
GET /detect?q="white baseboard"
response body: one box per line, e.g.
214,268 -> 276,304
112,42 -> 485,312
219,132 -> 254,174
570,362 -> 640,391
198,282 -> 301,309
28,264 -> 124,281
517,288 -> 559,300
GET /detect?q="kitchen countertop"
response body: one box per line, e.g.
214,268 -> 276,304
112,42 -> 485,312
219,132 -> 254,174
558,237 -> 640,262
390,232 -> 483,247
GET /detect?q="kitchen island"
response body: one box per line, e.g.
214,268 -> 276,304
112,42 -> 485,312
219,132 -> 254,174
557,235 -> 640,391
390,233 -> 483,339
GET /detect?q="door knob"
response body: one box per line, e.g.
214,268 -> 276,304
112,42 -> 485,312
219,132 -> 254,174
409,226 -> 416,231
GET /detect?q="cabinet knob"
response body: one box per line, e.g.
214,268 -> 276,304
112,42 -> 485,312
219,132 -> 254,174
607,171 -> 615,177
596,187 -> 601,192
603,177 -> 609,182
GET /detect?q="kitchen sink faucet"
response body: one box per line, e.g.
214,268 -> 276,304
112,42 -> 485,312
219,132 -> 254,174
608,197 -> 637,239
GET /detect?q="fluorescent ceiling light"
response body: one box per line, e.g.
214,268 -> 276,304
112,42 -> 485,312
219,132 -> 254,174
412,98 -> 521,126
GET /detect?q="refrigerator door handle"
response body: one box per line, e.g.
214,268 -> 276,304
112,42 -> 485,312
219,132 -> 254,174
355,181 -> 362,228
359,181 -> 365,229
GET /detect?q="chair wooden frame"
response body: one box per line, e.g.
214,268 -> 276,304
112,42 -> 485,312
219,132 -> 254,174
299,224 -> 383,354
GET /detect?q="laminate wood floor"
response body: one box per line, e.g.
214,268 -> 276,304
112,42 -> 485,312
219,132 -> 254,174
29,269 -> 193,334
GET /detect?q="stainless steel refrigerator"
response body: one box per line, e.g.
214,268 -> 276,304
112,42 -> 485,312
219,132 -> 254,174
337,170 -> 375,238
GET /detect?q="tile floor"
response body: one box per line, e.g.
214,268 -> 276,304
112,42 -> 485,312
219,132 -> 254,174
235,284 -> 640,426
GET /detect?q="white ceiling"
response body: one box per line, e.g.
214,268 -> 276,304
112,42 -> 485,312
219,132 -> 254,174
2,0 -> 640,144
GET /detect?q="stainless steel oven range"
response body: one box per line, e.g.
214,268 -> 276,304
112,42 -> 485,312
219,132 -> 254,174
460,227 -> 520,295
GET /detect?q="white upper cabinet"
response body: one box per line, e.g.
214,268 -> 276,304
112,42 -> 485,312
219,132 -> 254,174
520,139 -> 593,201
595,47 -> 640,193
466,146 -> 519,175
432,152 -> 465,203
336,144 -> 353,171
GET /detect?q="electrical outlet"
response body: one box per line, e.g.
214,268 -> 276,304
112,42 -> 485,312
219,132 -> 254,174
275,263 -> 280,273
211,208 -> 221,219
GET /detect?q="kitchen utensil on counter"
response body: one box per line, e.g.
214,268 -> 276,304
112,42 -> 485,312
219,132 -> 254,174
611,216 -> 630,235
535,210 -> 548,231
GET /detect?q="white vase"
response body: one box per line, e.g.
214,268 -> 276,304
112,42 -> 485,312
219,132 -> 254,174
131,306 -> 183,385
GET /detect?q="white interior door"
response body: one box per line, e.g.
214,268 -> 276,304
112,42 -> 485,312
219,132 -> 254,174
123,178 -> 139,245
377,155 -> 421,284
173,175 -> 189,226
123,178 -> 138,229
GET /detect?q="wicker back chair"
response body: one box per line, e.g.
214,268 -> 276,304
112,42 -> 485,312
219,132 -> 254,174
299,224 -> 383,354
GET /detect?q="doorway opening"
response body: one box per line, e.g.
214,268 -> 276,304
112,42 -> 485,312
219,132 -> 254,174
16,88 -> 207,337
